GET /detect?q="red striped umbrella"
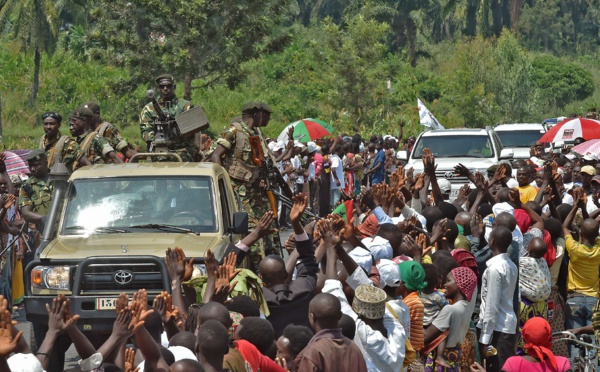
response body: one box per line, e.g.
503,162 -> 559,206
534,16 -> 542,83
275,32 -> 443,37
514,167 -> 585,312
539,118 -> 600,143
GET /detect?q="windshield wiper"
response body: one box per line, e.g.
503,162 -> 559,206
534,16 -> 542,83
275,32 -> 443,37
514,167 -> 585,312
129,224 -> 199,234
64,226 -> 130,233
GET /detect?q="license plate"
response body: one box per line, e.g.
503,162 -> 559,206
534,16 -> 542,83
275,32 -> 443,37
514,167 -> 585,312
450,189 -> 459,197
96,298 -> 117,310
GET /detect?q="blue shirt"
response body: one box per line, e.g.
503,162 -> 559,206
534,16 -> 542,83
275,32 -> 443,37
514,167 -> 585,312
371,150 -> 385,177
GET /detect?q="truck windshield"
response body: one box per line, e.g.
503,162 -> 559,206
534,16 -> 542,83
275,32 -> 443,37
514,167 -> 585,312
413,135 -> 495,158
62,176 -> 217,235
496,130 -> 543,148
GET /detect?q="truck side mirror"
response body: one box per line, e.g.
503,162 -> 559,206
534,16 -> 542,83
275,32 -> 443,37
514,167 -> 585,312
500,149 -> 514,159
230,212 -> 248,234
396,150 -> 408,161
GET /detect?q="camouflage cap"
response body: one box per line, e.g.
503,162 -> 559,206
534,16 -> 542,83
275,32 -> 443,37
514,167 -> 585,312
71,106 -> 94,120
155,74 -> 175,84
241,102 -> 273,114
84,101 -> 101,114
27,149 -> 47,163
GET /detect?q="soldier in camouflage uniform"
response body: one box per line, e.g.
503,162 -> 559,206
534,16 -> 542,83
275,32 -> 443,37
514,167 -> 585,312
211,102 -> 279,261
69,106 -> 124,165
19,150 -> 53,229
84,102 -> 138,160
39,111 -> 91,172
139,74 -> 197,161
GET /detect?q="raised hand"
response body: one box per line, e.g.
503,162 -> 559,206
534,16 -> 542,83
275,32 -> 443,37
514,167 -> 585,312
404,235 -> 423,260
205,249 -> 218,279
46,295 -> 80,334
1,194 -> 15,209
339,217 -> 356,242
174,247 -> 194,281
289,194 -> 308,225
129,298 -> 153,333
508,188 -> 522,207
454,163 -> 471,178
416,233 -> 432,256
474,172 -> 485,190
165,247 -> 185,280
458,184 -> 471,200
125,347 -> 139,372
470,214 -> 484,239
317,219 -> 340,249
116,292 -> 129,315
432,218 -> 449,242
221,252 -> 241,282
256,211 -> 277,238
284,235 -> 296,254
412,173 -> 425,192
392,190 -> 406,210
422,148 -> 436,175
327,214 -> 346,236
0,309 -> 21,356
406,167 -> 415,186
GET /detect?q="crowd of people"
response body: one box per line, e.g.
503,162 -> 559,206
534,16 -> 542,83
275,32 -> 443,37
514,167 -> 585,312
3,124 -> 600,372
2,73 -> 600,371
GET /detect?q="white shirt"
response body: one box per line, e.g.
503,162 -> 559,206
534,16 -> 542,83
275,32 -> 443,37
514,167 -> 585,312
330,154 -> 345,190
477,253 -> 518,344
291,155 -> 304,184
308,162 -> 316,182
323,279 -> 406,372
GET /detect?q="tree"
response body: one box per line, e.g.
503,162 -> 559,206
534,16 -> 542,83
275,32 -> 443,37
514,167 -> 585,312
87,0 -> 292,100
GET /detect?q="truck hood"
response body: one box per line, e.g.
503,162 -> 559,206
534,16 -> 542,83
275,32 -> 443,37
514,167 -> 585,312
41,233 -> 224,259
407,157 -> 498,172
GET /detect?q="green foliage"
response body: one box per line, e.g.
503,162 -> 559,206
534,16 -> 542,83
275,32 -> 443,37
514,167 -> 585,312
532,55 -> 595,109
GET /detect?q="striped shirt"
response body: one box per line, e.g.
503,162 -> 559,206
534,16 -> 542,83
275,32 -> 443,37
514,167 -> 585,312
403,292 -> 425,351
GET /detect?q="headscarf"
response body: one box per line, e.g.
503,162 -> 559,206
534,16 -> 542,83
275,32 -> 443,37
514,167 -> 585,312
450,267 -> 477,302
454,235 -> 471,251
522,317 -> 557,370
542,229 -> 557,268
450,248 -> 479,279
399,261 -> 427,292
514,209 -> 531,234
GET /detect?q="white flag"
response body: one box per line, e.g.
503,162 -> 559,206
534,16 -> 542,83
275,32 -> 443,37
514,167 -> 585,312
417,98 -> 444,130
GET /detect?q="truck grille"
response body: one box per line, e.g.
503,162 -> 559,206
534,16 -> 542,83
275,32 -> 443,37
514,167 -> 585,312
79,262 -> 164,294
435,171 -> 470,185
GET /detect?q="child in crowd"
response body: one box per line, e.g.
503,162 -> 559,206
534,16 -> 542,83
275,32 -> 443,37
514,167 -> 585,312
519,237 -> 552,302
420,264 -> 449,327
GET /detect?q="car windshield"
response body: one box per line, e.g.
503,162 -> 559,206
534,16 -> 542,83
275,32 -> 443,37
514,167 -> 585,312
62,176 -> 216,235
413,135 -> 495,158
496,130 -> 544,148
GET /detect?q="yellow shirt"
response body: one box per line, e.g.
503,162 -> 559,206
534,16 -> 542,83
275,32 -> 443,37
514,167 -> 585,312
517,185 -> 538,204
566,235 -> 600,298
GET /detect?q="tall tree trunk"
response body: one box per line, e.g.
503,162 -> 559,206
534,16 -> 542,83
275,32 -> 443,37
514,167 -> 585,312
501,0 -> 512,29
464,0 -> 478,36
490,0 -> 503,36
510,0 -> 524,29
407,18 -> 417,67
184,73 -> 192,101
29,48 -> 41,105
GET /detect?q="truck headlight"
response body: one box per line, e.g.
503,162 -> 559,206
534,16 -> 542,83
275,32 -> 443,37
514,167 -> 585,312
32,266 -> 71,290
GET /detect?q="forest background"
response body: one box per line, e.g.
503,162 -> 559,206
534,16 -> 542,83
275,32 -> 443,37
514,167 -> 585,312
0,0 -> 599,149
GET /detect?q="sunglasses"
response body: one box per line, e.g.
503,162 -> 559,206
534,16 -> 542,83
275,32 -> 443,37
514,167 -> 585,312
159,84 -> 174,89
42,112 -> 61,121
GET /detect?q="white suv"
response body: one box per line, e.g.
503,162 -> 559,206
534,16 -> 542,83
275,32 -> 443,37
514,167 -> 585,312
493,123 -> 547,160
397,127 -> 513,198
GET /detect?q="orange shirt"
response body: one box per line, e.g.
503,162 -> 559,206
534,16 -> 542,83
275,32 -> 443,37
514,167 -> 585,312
403,291 -> 425,351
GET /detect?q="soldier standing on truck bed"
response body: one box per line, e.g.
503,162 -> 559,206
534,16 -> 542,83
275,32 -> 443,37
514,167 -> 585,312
39,111 -> 91,172
69,106 -> 124,166
19,150 -> 53,234
210,102 -> 279,262
139,74 -> 198,161
84,101 -> 138,160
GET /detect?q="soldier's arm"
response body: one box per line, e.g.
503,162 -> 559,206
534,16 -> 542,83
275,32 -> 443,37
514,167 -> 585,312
21,205 -> 44,225
139,105 -> 156,143
96,136 -> 124,164
210,145 -> 227,166
105,125 -> 133,157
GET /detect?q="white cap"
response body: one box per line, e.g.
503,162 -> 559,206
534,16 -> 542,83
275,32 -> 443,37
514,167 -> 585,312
273,141 -> 285,152
268,141 -> 277,151
348,247 -> 373,273
377,259 -> 401,288
362,236 -> 393,261
437,178 -> 452,194
306,141 -> 319,154
7,354 -> 44,372
294,140 -> 305,149
583,153 -> 598,161
168,345 -> 198,361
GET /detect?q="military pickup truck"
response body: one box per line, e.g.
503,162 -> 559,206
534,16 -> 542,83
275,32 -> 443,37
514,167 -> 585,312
24,159 -> 247,334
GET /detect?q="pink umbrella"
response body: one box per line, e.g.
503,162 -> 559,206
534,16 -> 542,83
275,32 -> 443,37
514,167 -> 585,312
539,118 -> 600,143
572,139 -> 600,157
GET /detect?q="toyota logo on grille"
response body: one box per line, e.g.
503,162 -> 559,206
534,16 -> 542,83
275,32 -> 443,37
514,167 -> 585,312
444,172 -> 454,179
114,270 -> 134,285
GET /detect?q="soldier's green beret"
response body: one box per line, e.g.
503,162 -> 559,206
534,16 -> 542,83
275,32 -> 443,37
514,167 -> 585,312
27,149 -> 47,163
241,102 -> 273,114
71,106 -> 94,120
155,74 -> 175,84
